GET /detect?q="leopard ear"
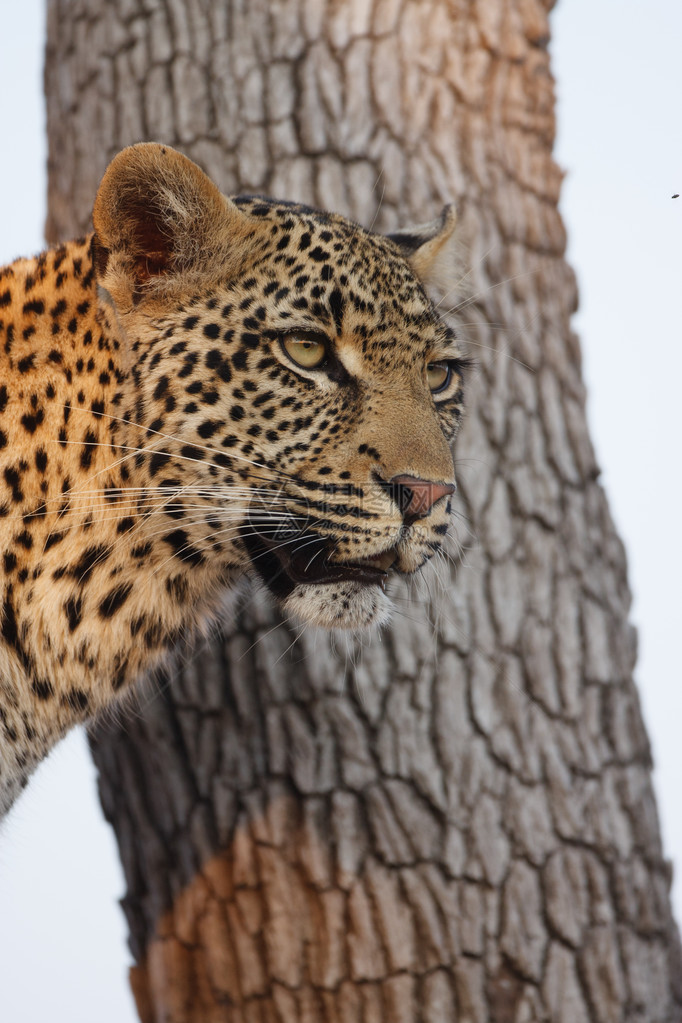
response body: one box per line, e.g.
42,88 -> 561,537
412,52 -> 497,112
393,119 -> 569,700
92,143 -> 256,304
387,204 -> 458,300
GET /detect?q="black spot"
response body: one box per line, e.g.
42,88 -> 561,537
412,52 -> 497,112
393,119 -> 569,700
131,542 -> 152,559
20,409 -> 44,434
178,353 -> 198,378
15,531 -> 33,551
44,530 -> 66,551
23,500 -> 46,525
138,623 -> 159,649
309,246 -> 330,262
203,323 -> 220,340
112,663 -> 128,691
71,544 -> 109,583
2,719 -> 18,743
32,679 -> 54,701
0,385 -> 8,412
205,349 -> 232,382
64,689 -> 89,712
153,376 -> 169,399
130,615 -> 146,636
180,444 -> 203,463
0,431 -> 7,450
163,529 -> 204,565
329,288 -> 345,335
98,583 -> 133,619
149,452 -> 170,476
80,430 -> 97,469
197,420 -> 224,439
4,467 -> 24,503
1,591 -> 28,668
18,353 -> 36,373
64,596 -> 83,632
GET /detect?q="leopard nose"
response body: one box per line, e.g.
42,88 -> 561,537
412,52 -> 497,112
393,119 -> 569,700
389,474 -> 456,523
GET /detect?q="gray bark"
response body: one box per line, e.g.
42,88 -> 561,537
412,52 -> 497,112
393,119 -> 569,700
45,0 -> 682,1020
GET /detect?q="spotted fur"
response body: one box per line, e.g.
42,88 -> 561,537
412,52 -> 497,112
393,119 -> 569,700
0,143 -> 465,813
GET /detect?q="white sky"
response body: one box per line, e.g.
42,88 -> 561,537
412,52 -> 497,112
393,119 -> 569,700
0,2 -> 680,1020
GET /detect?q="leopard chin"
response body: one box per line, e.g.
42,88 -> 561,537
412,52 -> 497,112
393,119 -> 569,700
282,580 -> 394,631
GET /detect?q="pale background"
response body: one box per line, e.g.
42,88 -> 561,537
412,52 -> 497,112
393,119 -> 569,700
0,2 -> 680,1020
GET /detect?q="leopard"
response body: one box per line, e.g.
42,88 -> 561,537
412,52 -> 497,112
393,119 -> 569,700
0,142 -> 466,815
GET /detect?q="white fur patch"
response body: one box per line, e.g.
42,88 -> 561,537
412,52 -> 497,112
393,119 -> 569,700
283,581 -> 394,631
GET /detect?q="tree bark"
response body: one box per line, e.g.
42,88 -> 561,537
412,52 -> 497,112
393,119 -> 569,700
45,1 -> 682,1021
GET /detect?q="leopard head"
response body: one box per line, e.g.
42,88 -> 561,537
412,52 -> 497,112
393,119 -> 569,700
92,144 -> 465,630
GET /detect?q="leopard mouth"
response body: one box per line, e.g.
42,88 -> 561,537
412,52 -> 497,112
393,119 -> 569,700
240,518 -> 398,599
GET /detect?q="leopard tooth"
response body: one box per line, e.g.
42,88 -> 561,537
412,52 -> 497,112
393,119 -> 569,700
356,549 -> 397,572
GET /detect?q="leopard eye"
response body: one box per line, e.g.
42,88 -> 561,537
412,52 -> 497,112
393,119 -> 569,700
427,360 -> 451,394
281,332 -> 327,369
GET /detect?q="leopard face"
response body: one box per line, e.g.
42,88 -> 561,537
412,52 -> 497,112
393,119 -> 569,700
94,145 -> 466,631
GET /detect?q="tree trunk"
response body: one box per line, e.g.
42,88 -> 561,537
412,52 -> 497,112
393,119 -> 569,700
45,1 -> 682,1020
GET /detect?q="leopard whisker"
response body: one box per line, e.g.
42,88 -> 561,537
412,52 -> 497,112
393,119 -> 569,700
59,403 -> 299,483
439,268 -> 538,319
52,435 -> 288,499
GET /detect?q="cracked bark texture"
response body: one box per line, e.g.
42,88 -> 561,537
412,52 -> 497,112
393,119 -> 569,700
45,1 -> 682,1021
